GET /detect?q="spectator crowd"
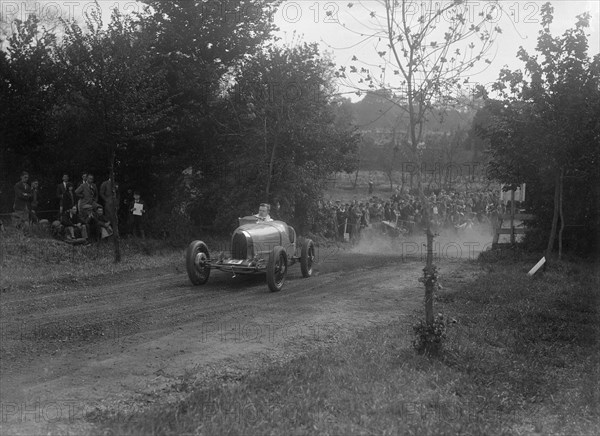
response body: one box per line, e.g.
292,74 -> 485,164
314,186 -> 505,243
10,171 -> 147,243
9,171 -> 509,246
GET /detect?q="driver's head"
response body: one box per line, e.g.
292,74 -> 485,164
258,203 -> 270,218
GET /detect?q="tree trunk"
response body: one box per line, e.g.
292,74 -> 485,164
109,146 -> 121,263
265,137 -> 277,202
545,171 -> 561,261
558,168 -> 565,261
424,226 -> 435,326
417,167 -> 435,327
352,166 -> 359,190
400,170 -> 405,192
510,189 -> 516,244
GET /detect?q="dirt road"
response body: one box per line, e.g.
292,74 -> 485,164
0,249 -> 464,435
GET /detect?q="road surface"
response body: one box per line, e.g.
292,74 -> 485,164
0,249 -> 465,435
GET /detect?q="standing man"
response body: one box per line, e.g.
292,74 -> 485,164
56,174 -> 69,216
77,172 -> 88,187
129,191 -> 146,238
76,172 -> 87,212
29,179 -> 40,224
100,177 -> 119,222
75,174 -> 98,222
61,182 -> 77,213
335,201 -> 346,241
13,171 -> 32,230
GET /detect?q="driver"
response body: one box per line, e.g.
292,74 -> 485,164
255,203 -> 273,222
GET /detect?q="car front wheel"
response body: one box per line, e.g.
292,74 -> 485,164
300,239 -> 315,278
267,246 -> 287,292
186,240 -> 211,285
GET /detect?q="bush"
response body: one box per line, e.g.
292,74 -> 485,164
412,312 -> 447,356
144,209 -> 195,242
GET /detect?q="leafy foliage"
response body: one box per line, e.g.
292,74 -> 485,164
0,16 -> 60,209
0,2 -> 360,242
191,43 -> 360,232
476,5 -> 600,256
412,312 -> 447,355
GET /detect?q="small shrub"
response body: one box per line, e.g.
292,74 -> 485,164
412,313 -> 447,356
144,209 -> 194,242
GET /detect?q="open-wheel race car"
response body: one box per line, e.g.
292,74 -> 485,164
186,216 -> 315,292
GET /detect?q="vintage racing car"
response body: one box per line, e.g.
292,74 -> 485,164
186,216 -> 315,292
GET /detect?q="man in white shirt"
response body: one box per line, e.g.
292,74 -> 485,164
255,203 -> 273,222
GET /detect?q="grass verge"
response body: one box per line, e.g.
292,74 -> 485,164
91,252 -> 599,436
0,228 -> 226,289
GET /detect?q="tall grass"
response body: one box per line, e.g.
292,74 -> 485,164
0,228 -> 219,289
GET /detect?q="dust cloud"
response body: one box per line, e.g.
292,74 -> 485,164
350,223 -> 495,261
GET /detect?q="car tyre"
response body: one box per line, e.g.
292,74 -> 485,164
267,246 -> 287,292
186,240 -> 211,285
300,238 -> 315,278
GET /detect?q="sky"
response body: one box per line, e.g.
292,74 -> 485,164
1,0 -> 598,101
272,0 -> 600,100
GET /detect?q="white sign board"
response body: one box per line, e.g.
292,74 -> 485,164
527,257 -> 545,276
133,203 -> 144,216
500,184 -> 526,204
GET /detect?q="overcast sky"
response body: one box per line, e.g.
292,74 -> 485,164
273,1 -> 600,100
2,1 -> 598,101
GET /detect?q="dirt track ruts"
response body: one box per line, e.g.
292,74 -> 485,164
0,250 -> 464,435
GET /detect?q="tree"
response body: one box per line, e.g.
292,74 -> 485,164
207,43 -> 359,231
338,0 -> 502,330
137,0 -> 280,174
57,7 -> 171,261
0,16 -> 61,212
480,3 -> 600,259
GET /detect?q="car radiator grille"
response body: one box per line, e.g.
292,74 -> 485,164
232,232 -> 247,259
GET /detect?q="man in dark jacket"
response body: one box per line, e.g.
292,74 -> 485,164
29,179 -> 40,224
61,205 -> 88,240
129,191 -> 146,238
100,178 -> 120,222
56,174 -> 69,214
94,205 -> 113,239
336,202 -> 347,241
13,171 -> 32,229
75,174 -> 98,221
61,182 -> 77,213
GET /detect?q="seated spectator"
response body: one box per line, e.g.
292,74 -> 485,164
61,206 -> 88,241
79,204 -> 94,228
94,205 -> 114,239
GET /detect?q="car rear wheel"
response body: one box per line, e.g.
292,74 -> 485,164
300,239 -> 315,278
186,240 -> 211,285
267,246 -> 287,292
